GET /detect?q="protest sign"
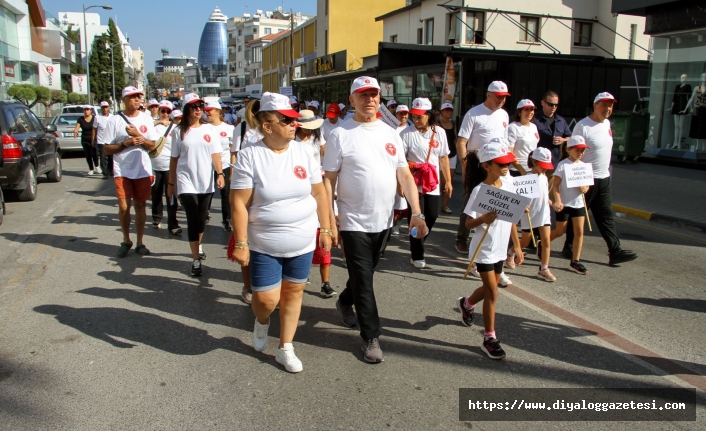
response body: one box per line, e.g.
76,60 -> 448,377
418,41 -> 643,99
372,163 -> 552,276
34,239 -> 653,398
565,163 -> 594,188
469,183 -> 531,224
512,174 -> 541,199
378,103 -> 401,129
279,86 -> 293,96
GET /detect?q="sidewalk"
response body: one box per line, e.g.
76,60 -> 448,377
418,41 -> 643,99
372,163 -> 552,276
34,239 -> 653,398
610,162 -> 706,232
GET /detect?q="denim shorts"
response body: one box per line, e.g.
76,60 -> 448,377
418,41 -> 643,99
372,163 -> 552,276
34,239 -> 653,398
249,250 -> 314,291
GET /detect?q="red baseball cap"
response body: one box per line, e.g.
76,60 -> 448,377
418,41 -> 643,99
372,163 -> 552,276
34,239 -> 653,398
326,103 -> 341,119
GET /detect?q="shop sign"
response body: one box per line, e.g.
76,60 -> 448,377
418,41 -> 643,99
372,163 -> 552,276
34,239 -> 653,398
307,51 -> 347,76
313,55 -> 335,75
5,64 -> 15,78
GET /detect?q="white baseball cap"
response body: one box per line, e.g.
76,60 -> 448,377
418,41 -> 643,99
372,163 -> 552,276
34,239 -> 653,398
487,81 -> 511,96
289,95 -> 299,105
517,99 -> 535,109
183,93 -> 204,105
386,100 -> 398,108
567,135 -> 590,149
158,100 -> 174,111
204,100 -> 222,111
477,138 -> 517,164
396,105 -> 409,114
594,92 -> 617,104
409,98 -> 432,115
440,102 -> 454,111
259,92 -> 301,118
170,109 -> 183,119
100,101 -> 110,107
338,103 -> 346,110
531,147 -> 554,170
148,99 -> 159,107
350,76 -> 381,94
121,86 -> 143,98
307,100 -> 320,109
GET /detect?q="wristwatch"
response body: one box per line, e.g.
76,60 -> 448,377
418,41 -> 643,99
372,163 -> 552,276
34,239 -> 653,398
216,172 -> 224,177
411,213 -> 426,220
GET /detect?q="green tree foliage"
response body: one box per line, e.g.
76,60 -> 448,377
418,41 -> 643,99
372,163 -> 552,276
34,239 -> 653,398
146,72 -> 156,89
107,18 -> 126,88
156,72 -> 184,90
68,93 -> 88,104
89,33 -> 112,103
7,84 -> 52,109
43,90 -> 68,115
62,24 -> 86,93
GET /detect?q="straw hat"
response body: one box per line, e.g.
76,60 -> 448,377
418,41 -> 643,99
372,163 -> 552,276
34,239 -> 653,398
297,109 -> 324,129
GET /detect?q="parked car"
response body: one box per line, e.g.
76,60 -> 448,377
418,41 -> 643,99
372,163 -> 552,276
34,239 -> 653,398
0,101 -> 62,202
62,105 -> 97,115
50,113 -> 85,152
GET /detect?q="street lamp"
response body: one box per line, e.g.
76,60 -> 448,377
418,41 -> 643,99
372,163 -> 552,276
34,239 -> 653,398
83,4 -> 112,105
105,41 -> 120,111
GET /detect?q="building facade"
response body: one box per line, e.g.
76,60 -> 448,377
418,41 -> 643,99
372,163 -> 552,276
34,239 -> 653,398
155,48 -> 196,77
190,7 -> 228,96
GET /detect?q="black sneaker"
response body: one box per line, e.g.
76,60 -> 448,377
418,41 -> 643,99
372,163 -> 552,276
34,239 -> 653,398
336,299 -> 357,328
222,220 -> 232,231
320,282 -> 337,298
191,259 -> 202,276
458,297 -> 474,327
152,221 -> 161,229
569,260 -> 588,275
481,337 -> 506,360
199,251 -> 207,260
608,249 -> 638,266
562,244 -> 573,259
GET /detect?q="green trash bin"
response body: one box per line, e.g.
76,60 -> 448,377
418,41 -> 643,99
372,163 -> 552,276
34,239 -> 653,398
610,111 -> 649,164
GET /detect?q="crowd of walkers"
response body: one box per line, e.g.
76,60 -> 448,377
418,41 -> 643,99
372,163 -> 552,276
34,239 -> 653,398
94,77 -> 638,372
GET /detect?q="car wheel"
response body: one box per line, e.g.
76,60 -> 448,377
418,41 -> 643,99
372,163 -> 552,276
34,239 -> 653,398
18,165 -> 38,202
47,152 -> 62,182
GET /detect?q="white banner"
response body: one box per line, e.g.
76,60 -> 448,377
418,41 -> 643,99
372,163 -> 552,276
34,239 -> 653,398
441,57 -> 456,103
469,183 -> 531,224
71,74 -> 87,95
39,63 -> 61,90
565,163 -> 594,188
279,86 -> 293,96
378,103 -> 401,129
512,174 -> 541,199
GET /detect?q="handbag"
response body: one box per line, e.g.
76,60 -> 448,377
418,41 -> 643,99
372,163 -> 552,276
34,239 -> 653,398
150,122 -> 173,158
408,125 -> 439,194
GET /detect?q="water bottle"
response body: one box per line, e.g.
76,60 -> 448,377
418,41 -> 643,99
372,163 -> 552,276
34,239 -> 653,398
410,227 -> 418,237
614,212 -> 626,218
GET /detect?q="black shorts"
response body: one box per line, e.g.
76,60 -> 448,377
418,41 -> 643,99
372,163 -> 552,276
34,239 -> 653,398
509,170 -> 523,177
521,224 -> 551,233
476,261 -> 504,274
555,206 -> 584,222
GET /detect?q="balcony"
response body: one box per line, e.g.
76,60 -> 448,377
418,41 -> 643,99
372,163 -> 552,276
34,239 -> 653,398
228,52 -> 238,62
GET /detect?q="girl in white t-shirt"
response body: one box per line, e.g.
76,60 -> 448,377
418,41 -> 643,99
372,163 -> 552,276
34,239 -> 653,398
550,136 -> 590,275
151,101 -> 180,234
167,93 -> 225,277
230,92 -> 333,373
206,102 -> 236,231
459,140 -> 523,360
508,99 -> 540,176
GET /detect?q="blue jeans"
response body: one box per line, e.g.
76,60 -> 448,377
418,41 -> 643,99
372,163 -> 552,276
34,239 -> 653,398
249,250 -> 314,291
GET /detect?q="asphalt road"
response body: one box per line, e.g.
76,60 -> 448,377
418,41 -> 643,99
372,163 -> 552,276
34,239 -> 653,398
1,155 -> 704,430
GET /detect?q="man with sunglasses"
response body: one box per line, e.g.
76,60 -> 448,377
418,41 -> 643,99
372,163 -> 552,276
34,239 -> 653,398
535,90 -> 572,167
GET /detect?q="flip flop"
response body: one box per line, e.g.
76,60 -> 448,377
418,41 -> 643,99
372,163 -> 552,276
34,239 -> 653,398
117,242 -> 133,258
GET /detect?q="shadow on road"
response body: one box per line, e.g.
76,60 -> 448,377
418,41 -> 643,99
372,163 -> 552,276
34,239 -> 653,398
633,297 -> 706,314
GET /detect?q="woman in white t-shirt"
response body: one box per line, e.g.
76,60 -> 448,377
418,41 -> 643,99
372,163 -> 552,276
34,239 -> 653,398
508,99 -> 540,176
151,100 -> 181,234
167,93 -> 225,277
230,92 -> 333,373
401,98 -> 451,268
205,101 -> 236,231
395,105 -> 410,134
459,140 -> 523,360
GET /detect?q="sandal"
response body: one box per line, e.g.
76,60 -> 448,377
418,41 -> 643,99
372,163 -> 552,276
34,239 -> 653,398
442,206 -> 452,214
117,242 -> 133,258
135,244 -> 151,256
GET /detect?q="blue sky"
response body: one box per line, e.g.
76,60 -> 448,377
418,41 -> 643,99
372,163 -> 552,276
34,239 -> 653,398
41,0 -> 317,75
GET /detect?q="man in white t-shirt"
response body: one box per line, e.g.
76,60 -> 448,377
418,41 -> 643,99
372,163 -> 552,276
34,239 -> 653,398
454,81 -> 510,254
94,101 -> 113,179
323,76 -> 427,364
565,92 -> 638,266
104,86 -> 158,258
321,103 -> 341,141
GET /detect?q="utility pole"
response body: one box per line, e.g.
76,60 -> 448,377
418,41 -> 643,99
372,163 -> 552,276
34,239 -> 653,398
289,9 -> 294,86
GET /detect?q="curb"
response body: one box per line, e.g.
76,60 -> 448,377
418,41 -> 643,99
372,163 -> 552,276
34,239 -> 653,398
612,204 -> 706,233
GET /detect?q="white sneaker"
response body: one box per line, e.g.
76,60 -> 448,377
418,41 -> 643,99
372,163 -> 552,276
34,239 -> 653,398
468,263 -> 480,278
275,343 -> 303,373
498,272 -> 512,287
86,170 -> 94,176
94,166 -> 102,175
391,226 -> 400,236
252,318 -> 269,352
410,258 -> 426,269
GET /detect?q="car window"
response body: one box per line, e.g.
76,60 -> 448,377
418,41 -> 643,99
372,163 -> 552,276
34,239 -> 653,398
3,108 -> 20,134
11,107 -> 33,134
24,109 -> 44,133
57,115 -> 79,126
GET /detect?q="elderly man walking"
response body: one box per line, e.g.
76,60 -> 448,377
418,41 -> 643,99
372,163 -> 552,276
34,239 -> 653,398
323,77 -> 427,363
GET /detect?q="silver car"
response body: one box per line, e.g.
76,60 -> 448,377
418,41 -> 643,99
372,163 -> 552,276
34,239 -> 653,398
50,114 -> 84,152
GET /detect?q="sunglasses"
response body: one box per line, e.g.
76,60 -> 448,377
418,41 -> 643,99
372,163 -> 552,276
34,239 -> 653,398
190,103 -> 205,110
544,101 -> 558,107
493,162 -> 511,168
272,116 -> 298,126
138,107 -> 146,111
160,109 -> 172,114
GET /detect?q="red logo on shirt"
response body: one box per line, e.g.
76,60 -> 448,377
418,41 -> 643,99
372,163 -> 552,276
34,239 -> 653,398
503,122 -> 507,128
385,143 -> 396,156
294,165 -> 307,179
431,139 -> 439,149
220,131 -> 227,137
139,125 -> 147,134
608,129 -> 613,137
204,134 -> 211,143
535,132 -> 539,140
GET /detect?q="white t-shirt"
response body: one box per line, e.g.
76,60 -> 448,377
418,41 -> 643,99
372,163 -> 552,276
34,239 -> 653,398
232,122 -> 264,152
94,113 -> 112,145
400,126 -> 450,196
295,134 -> 326,167
321,118 -> 340,142
554,159 -> 586,208
323,119 -> 407,233
457,103 -> 509,151
463,180 -> 516,264
508,122 -> 539,172
231,140 -> 322,257
212,122 -> 235,169
572,117 -> 613,179
170,124 -> 221,194
520,173 -> 551,229
394,193 -> 407,211
107,111 -> 158,179
152,123 -> 177,172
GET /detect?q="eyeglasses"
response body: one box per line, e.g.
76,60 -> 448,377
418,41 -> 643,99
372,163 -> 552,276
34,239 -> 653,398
544,101 -> 558,107
272,116 -> 298,126
160,109 -> 172,114
191,103 -> 205,111
138,107 -> 146,111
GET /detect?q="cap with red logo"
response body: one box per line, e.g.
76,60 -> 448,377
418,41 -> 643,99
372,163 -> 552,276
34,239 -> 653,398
289,96 -> 299,105
440,102 -> 454,111
170,110 -> 183,120
396,105 -> 409,114
183,93 -> 204,105
594,92 -> 617,104
158,100 -> 174,111
307,100 -> 320,109
531,147 -> 554,170
516,99 -> 535,109
478,138 -> 517,164
204,100 -> 222,111
409,98 -> 433,116
326,103 -> 341,118
487,81 -> 511,96
259,92 -> 301,118
350,76 -> 381,94
386,100 -> 398,108
567,135 -> 590,149
121,86 -> 143,98
100,101 -> 110,107
148,99 -> 159,107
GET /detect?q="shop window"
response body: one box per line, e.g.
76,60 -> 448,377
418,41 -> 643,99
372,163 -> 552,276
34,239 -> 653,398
390,35 -> 398,43
417,28 -> 423,44
425,19 -> 434,45
574,21 -> 592,47
519,16 -> 539,42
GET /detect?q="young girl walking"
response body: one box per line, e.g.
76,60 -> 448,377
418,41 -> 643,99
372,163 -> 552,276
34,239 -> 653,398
550,136 -> 590,275
458,139 -> 524,360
